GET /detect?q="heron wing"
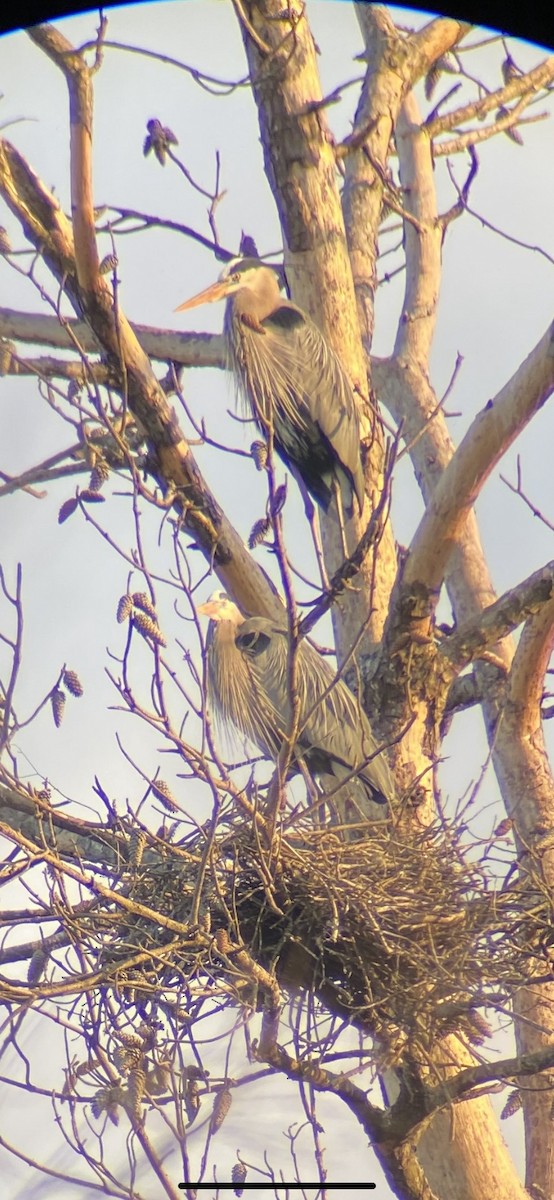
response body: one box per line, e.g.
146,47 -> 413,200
236,619 -> 393,803
266,307 -> 365,512
317,769 -> 386,838
298,640 -> 392,803
227,299 -> 364,511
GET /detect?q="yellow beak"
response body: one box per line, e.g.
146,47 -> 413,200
175,278 -> 231,313
197,598 -> 221,618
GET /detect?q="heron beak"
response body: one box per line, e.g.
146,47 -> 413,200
175,279 -> 231,313
197,599 -> 219,618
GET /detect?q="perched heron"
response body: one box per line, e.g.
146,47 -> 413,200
176,258 -> 365,516
199,591 -> 394,832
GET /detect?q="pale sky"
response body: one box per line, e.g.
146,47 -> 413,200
0,3 -> 552,1195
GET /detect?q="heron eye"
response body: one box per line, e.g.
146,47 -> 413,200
232,272 -> 241,283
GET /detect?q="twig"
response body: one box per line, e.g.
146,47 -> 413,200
300,440 -> 396,637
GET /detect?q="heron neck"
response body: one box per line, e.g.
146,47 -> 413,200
211,618 -> 243,653
232,275 -> 280,324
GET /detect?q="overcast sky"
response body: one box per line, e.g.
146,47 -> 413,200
0,3 -> 553,1195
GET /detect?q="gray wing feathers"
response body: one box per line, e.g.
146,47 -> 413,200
227,304 -> 365,512
298,320 -> 366,512
236,618 -> 393,805
317,769 -> 386,840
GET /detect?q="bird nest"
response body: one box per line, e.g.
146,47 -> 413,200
230,819 -> 547,1059
94,809 -> 549,1065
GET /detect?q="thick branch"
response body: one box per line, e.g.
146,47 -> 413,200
0,137 -> 279,620
496,594 -> 554,1200
238,0 -> 397,651
0,306 -> 224,367
508,595 -> 554,734
424,1044 -> 554,1114
344,5 -> 409,348
347,10 -> 466,349
0,141 -> 79,308
441,562 -> 554,673
0,781 -> 128,865
404,320 -> 554,600
373,358 -> 512,652
256,1041 -> 428,1200
443,670 -> 482,717
490,593 -> 554,837
393,93 -> 441,368
28,24 -> 100,290
426,55 -> 554,140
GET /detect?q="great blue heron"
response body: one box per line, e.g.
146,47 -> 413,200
176,258 -> 365,517
199,592 -> 394,833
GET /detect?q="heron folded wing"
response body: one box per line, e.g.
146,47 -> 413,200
300,714 -> 391,806
315,770 -> 385,841
296,640 -> 394,803
297,320 -> 366,514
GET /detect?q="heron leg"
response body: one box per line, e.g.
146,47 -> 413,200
332,477 -> 350,560
296,476 -> 330,589
309,509 -> 330,591
296,757 -> 327,830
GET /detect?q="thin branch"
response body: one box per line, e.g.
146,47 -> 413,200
0,781 -> 130,866
445,159 -> 554,267
101,204 -> 235,261
433,101 -> 548,157
75,36 -> 250,93
425,55 -> 554,139
299,441 -> 395,637
501,457 -> 554,529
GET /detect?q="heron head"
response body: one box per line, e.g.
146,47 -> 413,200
197,590 -> 243,624
175,258 -> 280,314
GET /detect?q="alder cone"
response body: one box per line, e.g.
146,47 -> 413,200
184,1077 -> 200,1125
232,1161 -> 247,1196
117,594 -> 133,623
58,497 -> 78,524
502,1090 -> 523,1119
132,591 -> 158,619
126,1067 -> 146,1120
129,829 -> 147,867
132,610 -> 167,646
248,516 -> 270,548
250,439 -> 268,470
63,668 -> 83,697
51,689 -> 66,728
89,461 -> 110,491
210,1086 -> 232,1133
151,779 -> 178,811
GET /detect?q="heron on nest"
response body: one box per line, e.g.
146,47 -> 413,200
176,258 -> 366,523
199,591 -> 394,835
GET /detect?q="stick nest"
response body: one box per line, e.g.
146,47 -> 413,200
92,810 -> 549,1064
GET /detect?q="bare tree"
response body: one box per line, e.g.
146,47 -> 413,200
1,5 -> 554,1199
